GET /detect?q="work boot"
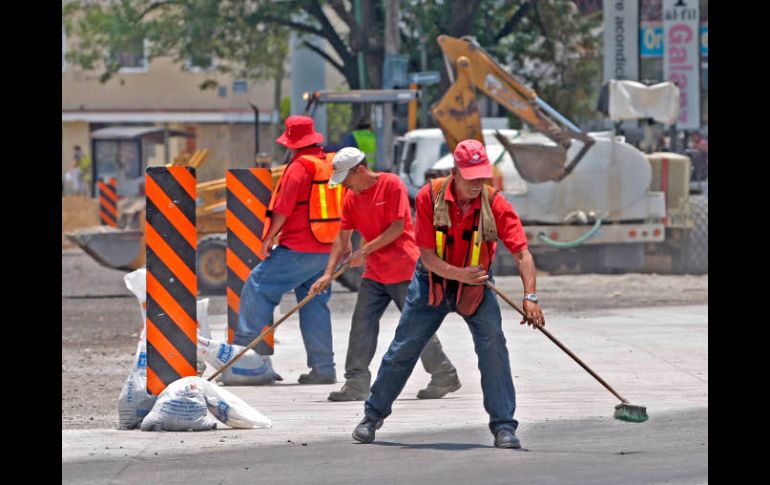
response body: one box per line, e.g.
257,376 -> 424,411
328,381 -> 370,401
493,428 -> 521,449
416,375 -> 462,399
298,369 -> 337,385
352,417 -> 383,444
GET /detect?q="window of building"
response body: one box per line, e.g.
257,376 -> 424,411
184,55 -> 216,72
109,37 -> 148,73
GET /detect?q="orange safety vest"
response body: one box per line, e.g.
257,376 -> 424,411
264,153 -> 344,244
428,177 -> 498,317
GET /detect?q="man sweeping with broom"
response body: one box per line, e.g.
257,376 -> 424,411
351,139 -> 544,449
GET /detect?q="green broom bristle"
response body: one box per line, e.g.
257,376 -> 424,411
614,403 -> 649,423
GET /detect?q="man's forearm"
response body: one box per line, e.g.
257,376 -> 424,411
264,213 -> 288,241
361,220 -> 404,255
514,249 -> 537,296
324,230 -> 352,275
419,247 -> 458,280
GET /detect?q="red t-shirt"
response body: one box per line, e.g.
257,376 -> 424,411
414,178 -> 528,266
341,173 -> 420,284
272,146 -> 331,253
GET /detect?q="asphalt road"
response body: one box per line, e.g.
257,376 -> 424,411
63,407 -> 707,485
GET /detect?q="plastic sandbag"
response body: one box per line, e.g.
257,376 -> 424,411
140,376 -> 271,431
201,382 -> 272,429
117,339 -> 157,429
140,377 -> 219,432
119,268 -> 210,426
197,336 -> 283,386
197,298 -> 212,339
118,269 -> 156,429
196,298 -> 210,376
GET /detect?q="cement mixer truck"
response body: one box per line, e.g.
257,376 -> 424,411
396,35 -> 706,276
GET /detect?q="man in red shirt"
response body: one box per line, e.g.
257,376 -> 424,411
352,139 -> 545,449
310,147 -> 461,402
235,115 -> 337,385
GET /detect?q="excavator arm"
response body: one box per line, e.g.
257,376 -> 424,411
432,35 -> 595,183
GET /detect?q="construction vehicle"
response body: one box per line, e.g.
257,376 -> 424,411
66,149 -> 287,294
396,35 -> 706,275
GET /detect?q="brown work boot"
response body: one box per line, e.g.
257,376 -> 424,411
328,381 -> 370,402
298,369 -> 337,385
416,375 -> 462,399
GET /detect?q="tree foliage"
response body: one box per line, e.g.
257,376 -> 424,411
63,0 -> 289,88
63,0 -> 602,124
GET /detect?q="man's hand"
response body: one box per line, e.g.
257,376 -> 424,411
453,265 -> 489,285
520,300 -> 545,329
259,235 -> 274,259
349,247 -> 368,268
309,273 -> 334,295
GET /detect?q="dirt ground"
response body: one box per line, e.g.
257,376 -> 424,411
62,248 -> 707,430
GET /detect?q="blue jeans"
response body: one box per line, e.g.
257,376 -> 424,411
364,260 -> 518,435
235,245 -> 335,377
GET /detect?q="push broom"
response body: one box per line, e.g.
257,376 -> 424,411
208,263 -> 349,382
486,282 -> 648,423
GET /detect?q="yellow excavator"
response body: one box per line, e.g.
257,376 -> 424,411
431,34 -> 596,183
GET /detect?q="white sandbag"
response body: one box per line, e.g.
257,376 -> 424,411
140,377 -> 219,432
196,298 -> 210,376
123,268 -> 147,339
140,376 -> 271,431
200,382 -> 272,429
197,336 -> 283,386
197,298 -> 212,339
120,269 -> 209,424
124,268 -> 210,339
117,339 -> 157,429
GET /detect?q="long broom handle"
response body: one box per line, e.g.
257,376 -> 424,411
207,264 -> 349,382
485,282 -> 629,404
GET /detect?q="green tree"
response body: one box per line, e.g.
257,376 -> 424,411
63,0 -> 290,143
63,1 -> 602,127
401,0 -> 603,126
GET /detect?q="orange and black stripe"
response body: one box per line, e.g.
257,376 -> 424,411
145,166 -> 197,395
98,177 -> 118,227
225,168 -> 273,351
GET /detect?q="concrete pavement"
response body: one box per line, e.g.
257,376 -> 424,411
62,295 -> 707,483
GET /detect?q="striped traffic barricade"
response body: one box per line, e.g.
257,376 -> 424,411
225,168 -> 273,350
145,166 -> 198,395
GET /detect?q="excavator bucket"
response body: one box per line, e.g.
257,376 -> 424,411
505,143 -> 569,184
65,226 -> 146,271
493,131 -> 594,184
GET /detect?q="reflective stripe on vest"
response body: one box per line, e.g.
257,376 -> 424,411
427,177 -> 498,316
302,154 -> 343,244
264,153 -> 342,244
470,230 -> 481,266
318,183 -> 329,220
436,231 -> 445,259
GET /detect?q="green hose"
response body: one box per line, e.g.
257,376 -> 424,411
537,218 -> 603,248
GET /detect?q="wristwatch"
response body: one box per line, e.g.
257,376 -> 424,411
524,293 -> 539,303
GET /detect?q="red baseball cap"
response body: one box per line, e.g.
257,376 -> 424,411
276,115 -> 324,148
454,139 -> 492,179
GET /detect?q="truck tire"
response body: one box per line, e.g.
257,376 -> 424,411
682,195 -> 708,274
337,232 -> 363,292
197,234 -> 228,295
